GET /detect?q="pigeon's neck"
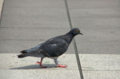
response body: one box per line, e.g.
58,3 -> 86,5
66,31 -> 75,37
65,32 -> 74,43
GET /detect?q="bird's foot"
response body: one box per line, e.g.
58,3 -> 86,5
36,61 -> 40,64
57,64 -> 67,68
40,65 -> 47,68
36,61 -> 47,68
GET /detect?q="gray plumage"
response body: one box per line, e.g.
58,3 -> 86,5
18,28 -> 82,58
18,28 -> 83,68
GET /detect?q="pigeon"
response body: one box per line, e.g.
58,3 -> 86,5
18,28 -> 83,68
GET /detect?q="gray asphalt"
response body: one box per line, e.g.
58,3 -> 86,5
0,0 -> 120,54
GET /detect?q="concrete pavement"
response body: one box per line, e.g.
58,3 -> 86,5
0,0 -> 120,54
0,0 -> 120,79
0,54 -> 120,79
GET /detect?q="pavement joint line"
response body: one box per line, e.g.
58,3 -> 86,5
64,0 -> 84,79
0,0 -> 4,25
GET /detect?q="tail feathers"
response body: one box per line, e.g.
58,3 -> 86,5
20,50 -> 27,53
18,50 -> 27,58
18,54 -> 26,58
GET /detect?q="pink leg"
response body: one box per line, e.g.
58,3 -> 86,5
54,58 -> 67,68
57,64 -> 67,68
37,58 -> 47,68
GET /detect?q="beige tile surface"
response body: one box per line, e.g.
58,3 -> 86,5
0,54 -> 120,79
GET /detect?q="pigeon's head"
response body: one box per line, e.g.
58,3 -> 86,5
70,28 -> 83,36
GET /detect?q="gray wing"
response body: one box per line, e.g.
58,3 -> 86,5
26,43 -> 44,53
21,43 -> 45,57
42,39 -> 69,57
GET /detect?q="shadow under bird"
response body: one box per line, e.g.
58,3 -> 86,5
18,28 -> 83,68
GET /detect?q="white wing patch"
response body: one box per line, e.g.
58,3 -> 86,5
51,44 -> 57,48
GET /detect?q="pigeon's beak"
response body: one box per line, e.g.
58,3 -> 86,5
79,32 -> 83,35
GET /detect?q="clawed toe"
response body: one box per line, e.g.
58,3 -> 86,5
57,64 -> 67,68
41,66 -> 47,68
36,61 -> 47,68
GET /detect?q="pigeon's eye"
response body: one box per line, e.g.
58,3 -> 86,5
76,30 -> 79,33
